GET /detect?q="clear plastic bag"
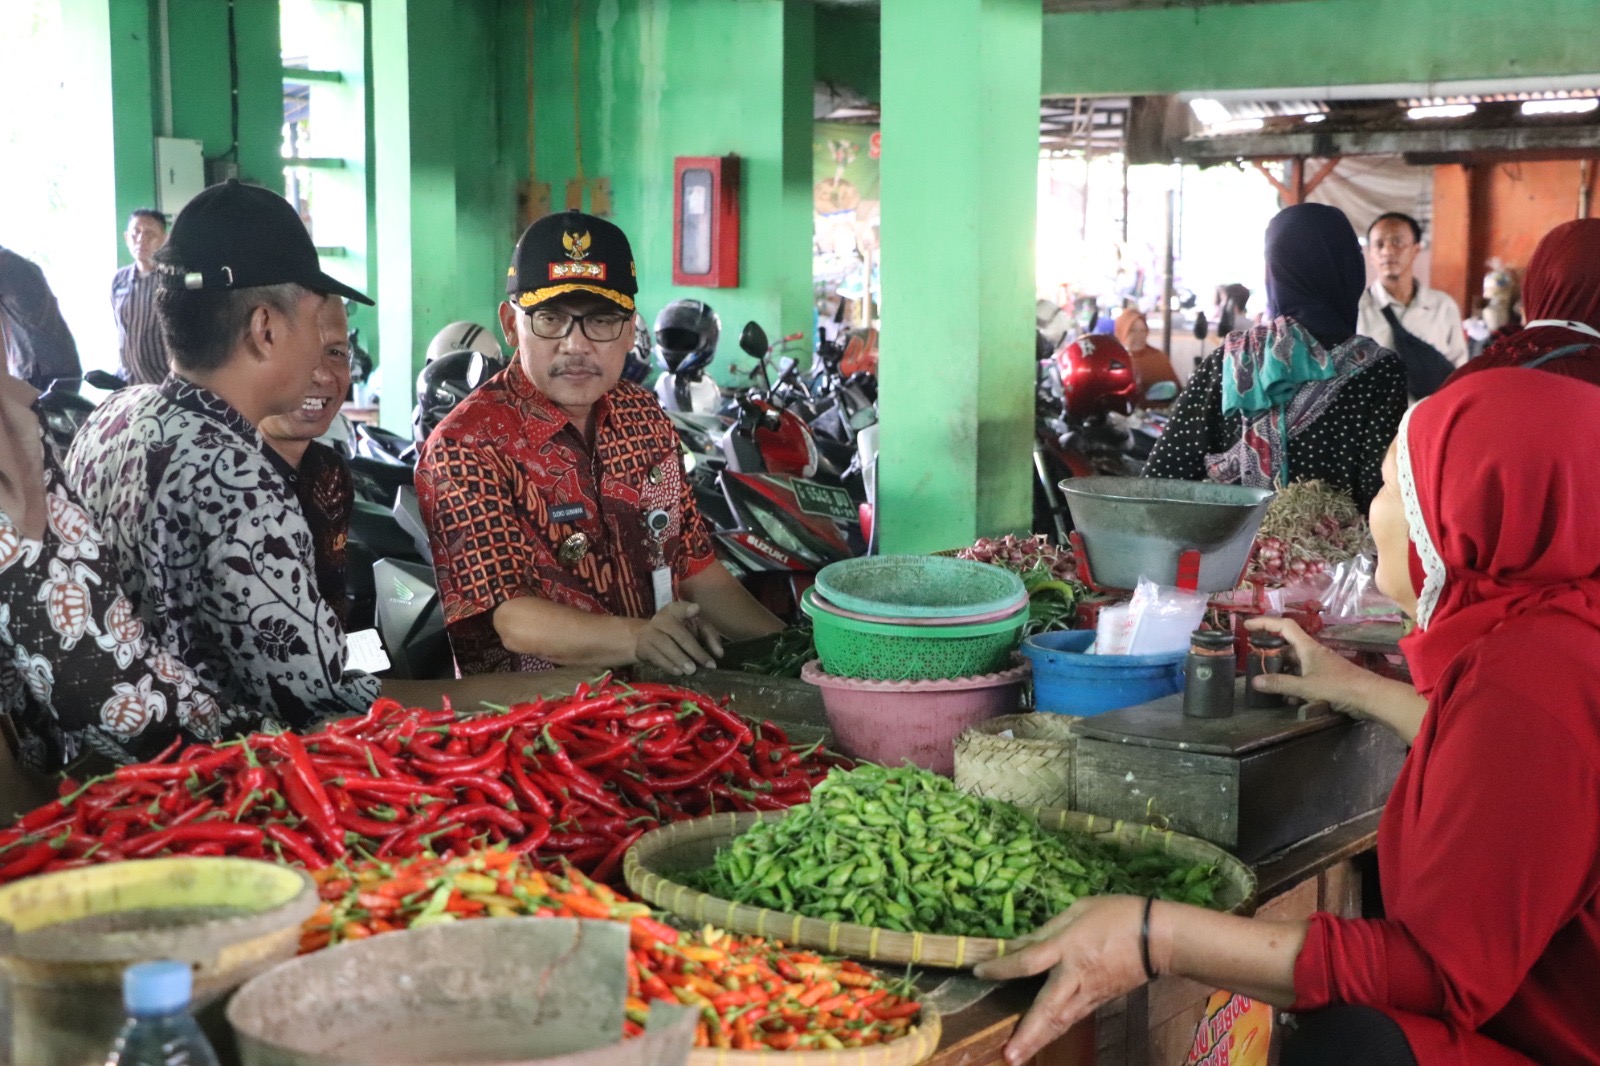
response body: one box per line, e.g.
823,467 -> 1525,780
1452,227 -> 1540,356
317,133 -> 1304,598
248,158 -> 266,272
1319,554 -> 1402,624
1108,576 -> 1211,656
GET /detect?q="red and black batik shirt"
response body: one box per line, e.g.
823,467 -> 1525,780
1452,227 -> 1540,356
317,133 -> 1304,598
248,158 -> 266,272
416,363 -> 714,674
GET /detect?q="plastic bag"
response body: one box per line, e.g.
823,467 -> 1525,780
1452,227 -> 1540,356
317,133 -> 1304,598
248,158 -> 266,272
1319,554 -> 1402,624
1095,577 -> 1209,656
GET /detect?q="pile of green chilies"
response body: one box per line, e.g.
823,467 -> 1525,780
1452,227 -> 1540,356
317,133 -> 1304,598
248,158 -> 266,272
694,764 -> 1230,939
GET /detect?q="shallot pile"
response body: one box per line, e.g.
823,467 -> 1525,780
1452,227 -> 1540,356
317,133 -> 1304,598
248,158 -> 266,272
1245,480 -> 1372,587
957,535 -> 1085,635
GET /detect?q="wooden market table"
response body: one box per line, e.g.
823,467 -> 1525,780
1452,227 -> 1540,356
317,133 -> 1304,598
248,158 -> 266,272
640,665 -> 1383,1066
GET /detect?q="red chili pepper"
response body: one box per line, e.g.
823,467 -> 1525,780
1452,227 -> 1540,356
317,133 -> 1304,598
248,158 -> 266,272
410,741 -> 507,777
510,814 -> 552,854
0,842 -> 57,881
574,735 -> 638,769
649,741 -> 740,791
123,823 -> 264,859
448,701 -> 545,738
429,773 -> 517,808
337,777 -> 448,800
591,827 -> 645,885
438,802 -> 524,835
506,756 -> 555,817
264,824 -> 330,869
274,732 -> 345,856
542,832 -> 612,853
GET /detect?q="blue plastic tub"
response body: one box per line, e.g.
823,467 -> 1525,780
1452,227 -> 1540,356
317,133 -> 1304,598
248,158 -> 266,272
1021,630 -> 1186,716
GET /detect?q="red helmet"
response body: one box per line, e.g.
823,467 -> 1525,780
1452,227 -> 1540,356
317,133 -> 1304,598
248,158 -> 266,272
1055,333 -> 1137,421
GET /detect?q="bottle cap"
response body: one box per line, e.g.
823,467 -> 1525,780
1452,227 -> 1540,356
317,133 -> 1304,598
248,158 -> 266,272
1249,632 -> 1288,649
123,960 -> 193,1015
1189,628 -> 1234,651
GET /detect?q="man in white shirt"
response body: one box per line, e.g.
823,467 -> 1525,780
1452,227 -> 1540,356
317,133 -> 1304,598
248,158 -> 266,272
1358,212 -> 1468,370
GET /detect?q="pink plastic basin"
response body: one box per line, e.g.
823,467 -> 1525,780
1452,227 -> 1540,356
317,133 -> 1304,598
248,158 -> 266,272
800,657 -> 1031,776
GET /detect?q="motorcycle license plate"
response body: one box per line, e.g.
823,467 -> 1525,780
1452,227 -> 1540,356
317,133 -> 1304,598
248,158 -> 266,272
790,480 -> 856,523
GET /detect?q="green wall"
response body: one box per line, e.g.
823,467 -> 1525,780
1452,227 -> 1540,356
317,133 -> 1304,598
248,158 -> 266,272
816,5 -> 879,104
512,0 -> 816,384
164,0 -> 285,193
1041,0 -> 1600,96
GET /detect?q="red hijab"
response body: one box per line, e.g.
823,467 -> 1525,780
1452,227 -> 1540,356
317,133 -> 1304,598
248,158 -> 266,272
1446,218 -> 1600,388
1397,367 -> 1600,694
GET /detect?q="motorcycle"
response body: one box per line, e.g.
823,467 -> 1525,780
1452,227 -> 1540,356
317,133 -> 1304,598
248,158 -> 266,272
1032,333 -> 1175,544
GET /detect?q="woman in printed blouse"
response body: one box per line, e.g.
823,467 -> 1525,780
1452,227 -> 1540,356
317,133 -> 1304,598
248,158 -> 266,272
1143,203 -> 1407,512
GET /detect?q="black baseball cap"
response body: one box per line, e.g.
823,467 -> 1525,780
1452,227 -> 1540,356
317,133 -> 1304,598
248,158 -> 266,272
162,179 -> 372,305
507,210 -> 637,313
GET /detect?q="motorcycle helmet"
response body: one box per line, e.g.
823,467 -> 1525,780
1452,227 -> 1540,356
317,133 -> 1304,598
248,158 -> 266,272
1055,333 -> 1138,422
652,300 -> 720,378
622,312 -> 651,384
413,350 -> 496,446
425,321 -> 501,364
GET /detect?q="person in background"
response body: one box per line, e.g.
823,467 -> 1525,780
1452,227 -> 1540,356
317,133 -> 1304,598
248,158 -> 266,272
1112,308 -> 1181,395
978,369 -> 1600,1066
417,210 -> 783,678
258,296 -> 355,622
0,243 -> 81,390
0,354 -> 236,807
1213,283 -> 1253,336
1357,213 -> 1467,394
1143,203 -> 1407,512
110,208 -> 172,385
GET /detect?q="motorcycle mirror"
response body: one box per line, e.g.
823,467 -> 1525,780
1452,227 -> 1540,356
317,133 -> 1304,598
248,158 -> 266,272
83,369 -> 127,392
1192,312 -> 1209,341
1144,381 -> 1179,403
739,322 -> 769,358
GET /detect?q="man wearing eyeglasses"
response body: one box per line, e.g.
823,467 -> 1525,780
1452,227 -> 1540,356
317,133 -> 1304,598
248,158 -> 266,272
416,211 -> 782,677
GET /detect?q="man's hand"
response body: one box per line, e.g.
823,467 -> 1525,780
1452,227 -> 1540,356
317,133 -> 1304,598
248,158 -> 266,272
973,896 -> 1152,1065
633,601 -> 721,676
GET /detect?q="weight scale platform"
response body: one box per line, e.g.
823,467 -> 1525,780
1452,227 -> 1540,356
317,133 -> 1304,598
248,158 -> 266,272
1070,680 -> 1408,863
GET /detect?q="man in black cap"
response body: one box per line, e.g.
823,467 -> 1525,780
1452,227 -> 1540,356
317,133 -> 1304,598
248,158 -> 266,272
64,180 -> 385,731
417,210 -> 781,676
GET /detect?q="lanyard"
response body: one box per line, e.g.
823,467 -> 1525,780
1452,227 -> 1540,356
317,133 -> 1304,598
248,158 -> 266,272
1523,319 -> 1600,341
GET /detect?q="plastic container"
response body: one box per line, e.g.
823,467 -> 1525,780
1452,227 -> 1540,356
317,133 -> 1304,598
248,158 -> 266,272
0,858 -> 316,1066
807,589 -> 1025,627
815,555 -> 1027,620
1021,630 -> 1186,716
801,658 -> 1030,775
801,588 -> 1026,681
104,959 -> 220,1066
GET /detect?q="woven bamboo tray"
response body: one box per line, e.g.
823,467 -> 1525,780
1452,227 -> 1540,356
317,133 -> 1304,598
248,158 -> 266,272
625,810 -> 1255,971
954,713 -> 1078,810
685,1003 -> 941,1066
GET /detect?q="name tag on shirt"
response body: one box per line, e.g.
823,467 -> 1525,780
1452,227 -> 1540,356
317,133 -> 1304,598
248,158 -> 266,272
550,502 -> 587,524
346,628 -> 392,674
652,566 -> 674,613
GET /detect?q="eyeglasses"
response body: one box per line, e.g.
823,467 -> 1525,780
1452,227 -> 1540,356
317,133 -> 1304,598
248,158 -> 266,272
524,307 -> 631,342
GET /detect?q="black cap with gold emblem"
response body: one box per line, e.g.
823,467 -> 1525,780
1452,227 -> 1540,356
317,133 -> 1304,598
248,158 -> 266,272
507,210 -> 639,314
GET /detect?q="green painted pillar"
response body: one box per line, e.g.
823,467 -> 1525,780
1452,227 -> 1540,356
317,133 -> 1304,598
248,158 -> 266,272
877,0 -> 1041,553
372,0 -> 463,434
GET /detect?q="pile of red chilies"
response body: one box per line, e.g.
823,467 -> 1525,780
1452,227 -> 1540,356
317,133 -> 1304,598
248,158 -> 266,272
0,676 -> 846,886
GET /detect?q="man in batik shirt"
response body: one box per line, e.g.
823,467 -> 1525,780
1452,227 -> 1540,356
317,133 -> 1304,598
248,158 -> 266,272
417,210 -> 782,677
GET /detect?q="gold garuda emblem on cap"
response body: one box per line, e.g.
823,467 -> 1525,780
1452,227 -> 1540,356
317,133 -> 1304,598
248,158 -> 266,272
562,231 -> 592,260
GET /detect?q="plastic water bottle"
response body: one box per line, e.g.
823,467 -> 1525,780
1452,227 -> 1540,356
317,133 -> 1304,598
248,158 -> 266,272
103,960 -> 221,1066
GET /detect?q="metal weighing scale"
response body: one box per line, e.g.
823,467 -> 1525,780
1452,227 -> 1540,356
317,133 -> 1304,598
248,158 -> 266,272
1057,478 -> 1409,863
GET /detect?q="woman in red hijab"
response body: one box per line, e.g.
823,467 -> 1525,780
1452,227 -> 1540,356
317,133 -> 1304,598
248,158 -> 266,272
976,369 -> 1600,1066
1449,218 -> 1600,388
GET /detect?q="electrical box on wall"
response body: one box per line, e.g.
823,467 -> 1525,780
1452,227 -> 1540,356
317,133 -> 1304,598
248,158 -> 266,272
673,155 -> 740,287
155,138 -> 205,217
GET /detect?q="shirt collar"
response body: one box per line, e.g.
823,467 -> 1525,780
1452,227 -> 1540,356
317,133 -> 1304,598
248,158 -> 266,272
1369,279 -> 1432,311
504,359 -> 615,445
159,373 -> 268,449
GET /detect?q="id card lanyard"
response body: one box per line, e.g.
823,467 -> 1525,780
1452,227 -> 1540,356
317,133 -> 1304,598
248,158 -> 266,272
645,507 -> 673,611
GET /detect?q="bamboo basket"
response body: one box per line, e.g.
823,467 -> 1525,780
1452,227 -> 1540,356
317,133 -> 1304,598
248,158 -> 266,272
954,713 -> 1078,810
625,810 -> 1255,971
685,1004 -> 941,1066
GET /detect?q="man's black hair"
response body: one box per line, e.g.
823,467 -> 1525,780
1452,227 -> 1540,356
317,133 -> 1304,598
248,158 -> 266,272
152,243 -> 304,373
128,208 -> 167,230
1368,212 -> 1423,244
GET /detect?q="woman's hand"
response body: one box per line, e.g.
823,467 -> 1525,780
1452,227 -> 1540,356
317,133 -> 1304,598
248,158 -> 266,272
972,896 -> 1151,1065
1244,616 -> 1425,743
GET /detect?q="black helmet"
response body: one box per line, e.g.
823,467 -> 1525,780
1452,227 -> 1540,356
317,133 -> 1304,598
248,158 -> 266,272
413,348 -> 505,445
652,299 -> 719,378
622,312 -> 651,384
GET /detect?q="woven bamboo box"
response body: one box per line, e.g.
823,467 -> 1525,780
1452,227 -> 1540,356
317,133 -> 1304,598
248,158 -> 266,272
952,713 -> 1078,812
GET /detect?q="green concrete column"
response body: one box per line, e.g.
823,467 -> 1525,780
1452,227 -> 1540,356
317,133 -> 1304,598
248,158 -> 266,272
372,0 -> 463,434
877,0 -> 1041,553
